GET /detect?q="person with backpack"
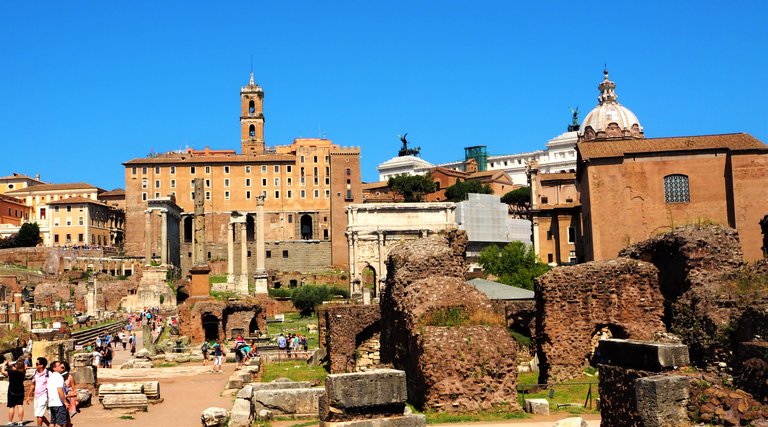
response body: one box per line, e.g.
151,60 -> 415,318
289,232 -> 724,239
26,357 -> 50,427
200,341 -> 209,366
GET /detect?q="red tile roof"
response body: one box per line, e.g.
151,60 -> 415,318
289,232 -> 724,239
6,182 -> 103,194
46,196 -> 107,206
578,133 -> 767,160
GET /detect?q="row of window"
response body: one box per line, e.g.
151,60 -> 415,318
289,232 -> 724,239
140,175 -> 331,190
141,187 -> 333,202
131,160 -> 332,176
188,249 -> 292,260
53,233 -> 106,245
5,207 -> 23,218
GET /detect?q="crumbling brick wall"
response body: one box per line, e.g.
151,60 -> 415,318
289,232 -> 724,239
380,230 -> 519,412
322,304 -> 381,373
178,299 -> 265,343
535,258 -> 666,383
620,225 -> 768,367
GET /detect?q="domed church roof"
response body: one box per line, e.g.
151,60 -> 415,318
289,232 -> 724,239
579,69 -> 644,142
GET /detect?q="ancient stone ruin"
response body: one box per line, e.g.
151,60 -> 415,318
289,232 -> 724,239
178,299 -> 266,342
535,258 -> 666,383
535,224 -> 768,422
319,304 -> 382,373
379,230 -> 519,412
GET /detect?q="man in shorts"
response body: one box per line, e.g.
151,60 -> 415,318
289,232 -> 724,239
25,356 -> 50,427
46,361 -> 68,427
212,340 -> 225,373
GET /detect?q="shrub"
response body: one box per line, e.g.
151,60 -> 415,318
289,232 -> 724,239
291,285 -> 334,317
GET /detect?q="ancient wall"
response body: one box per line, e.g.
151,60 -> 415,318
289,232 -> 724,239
179,240 -> 332,275
498,300 -> 536,338
322,304 -> 381,373
178,299 -> 266,343
0,247 -> 56,273
380,231 -> 520,412
535,258 -> 666,383
619,225 -> 768,366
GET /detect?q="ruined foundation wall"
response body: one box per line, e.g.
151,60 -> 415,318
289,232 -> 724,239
322,304 -> 381,373
535,258 -> 666,383
381,231 -> 519,412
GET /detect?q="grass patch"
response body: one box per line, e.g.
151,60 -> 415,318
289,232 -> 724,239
209,274 -> 228,284
210,290 -> 238,300
424,408 -> 527,424
261,360 -> 327,384
268,312 -> 319,349
516,372 -> 599,413
423,307 -> 504,327
119,415 -> 135,420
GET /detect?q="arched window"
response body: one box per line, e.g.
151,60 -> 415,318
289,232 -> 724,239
249,100 -> 255,115
664,174 -> 690,203
249,124 -> 255,138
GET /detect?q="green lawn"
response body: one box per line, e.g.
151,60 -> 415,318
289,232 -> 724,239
517,371 -> 599,414
267,312 -> 319,349
261,360 -> 327,384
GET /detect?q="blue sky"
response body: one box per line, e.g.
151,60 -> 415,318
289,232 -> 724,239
1,1 -> 766,190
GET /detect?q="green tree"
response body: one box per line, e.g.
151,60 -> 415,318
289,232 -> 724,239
291,285 -> 334,317
387,173 -> 436,202
443,179 -> 493,202
501,186 -> 531,211
478,241 -> 550,290
0,222 -> 42,249
16,223 -> 42,247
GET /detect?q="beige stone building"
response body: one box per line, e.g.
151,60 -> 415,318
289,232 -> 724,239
123,74 -> 363,274
530,169 -> 581,265
4,182 -> 125,247
0,172 -> 44,195
576,70 -> 768,261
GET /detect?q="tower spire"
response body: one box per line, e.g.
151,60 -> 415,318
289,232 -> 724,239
249,55 -> 255,85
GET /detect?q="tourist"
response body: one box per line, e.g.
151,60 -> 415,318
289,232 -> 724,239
237,343 -> 251,369
46,361 -> 68,427
129,333 -> 136,356
300,334 -> 308,352
26,356 -> 50,427
119,330 -> 127,350
26,337 -> 33,355
292,334 -> 301,355
4,359 -> 27,425
200,341 -> 210,366
212,340 -> 225,373
61,361 -> 79,419
277,333 -> 287,357
90,347 -> 101,383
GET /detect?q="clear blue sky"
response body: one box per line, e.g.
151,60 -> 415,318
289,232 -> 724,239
2,1 -> 766,190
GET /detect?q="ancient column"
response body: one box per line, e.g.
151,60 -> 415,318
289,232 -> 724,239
193,178 -> 205,265
253,196 -> 268,294
239,219 -> 248,293
227,221 -> 235,284
144,210 -> 152,264
188,178 -> 211,297
376,231 -> 385,299
160,210 -> 168,265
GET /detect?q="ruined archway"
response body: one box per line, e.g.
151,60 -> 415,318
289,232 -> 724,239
362,265 -> 377,297
201,314 -> 220,341
588,324 -> 629,366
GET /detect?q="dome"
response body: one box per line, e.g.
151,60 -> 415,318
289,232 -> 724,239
579,69 -> 644,141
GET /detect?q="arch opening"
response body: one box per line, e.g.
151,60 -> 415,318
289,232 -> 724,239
201,314 -> 220,341
300,214 -> 313,240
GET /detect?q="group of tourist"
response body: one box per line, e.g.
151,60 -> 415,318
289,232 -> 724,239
200,339 -> 227,373
4,356 -> 78,427
276,333 -> 308,358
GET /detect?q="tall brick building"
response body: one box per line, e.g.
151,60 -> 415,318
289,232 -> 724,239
576,70 -> 768,261
123,74 -> 363,273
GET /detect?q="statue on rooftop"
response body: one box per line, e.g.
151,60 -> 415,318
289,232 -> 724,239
398,133 -> 421,157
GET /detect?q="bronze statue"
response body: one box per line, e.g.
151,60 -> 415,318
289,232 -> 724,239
398,132 -> 421,157
568,107 -> 580,132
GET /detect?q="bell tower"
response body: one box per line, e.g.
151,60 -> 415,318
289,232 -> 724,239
240,72 -> 265,155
